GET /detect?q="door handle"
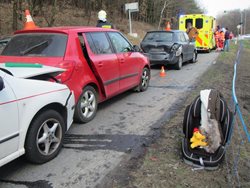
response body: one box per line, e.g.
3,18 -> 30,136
120,58 -> 125,63
98,62 -> 103,67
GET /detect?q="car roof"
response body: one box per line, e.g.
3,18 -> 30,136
146,30 -> 183,34
14,26 -> 117,35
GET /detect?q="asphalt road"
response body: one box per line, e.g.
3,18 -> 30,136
0,52 -> 218,188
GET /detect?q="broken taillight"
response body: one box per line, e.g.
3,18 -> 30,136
56,60 -> 75,82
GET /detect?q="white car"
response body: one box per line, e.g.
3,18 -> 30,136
0,64 -> 75,167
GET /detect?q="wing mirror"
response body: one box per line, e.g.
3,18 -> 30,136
133,45 -> 142,52
0,76 -> 4,91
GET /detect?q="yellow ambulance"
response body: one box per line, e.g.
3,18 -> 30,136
179,14 -> 216,52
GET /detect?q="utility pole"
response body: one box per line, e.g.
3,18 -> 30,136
125,2 -> 139,36
244,10 -> 247,35
128,9 -> 132,35
240,11 -> 243,35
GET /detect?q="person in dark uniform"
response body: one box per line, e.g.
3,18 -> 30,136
96,10 -> 114,29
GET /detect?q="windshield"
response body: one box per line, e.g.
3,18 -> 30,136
1,33 -> 68,57
143,32 -> 173,42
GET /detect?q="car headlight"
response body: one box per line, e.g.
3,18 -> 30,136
170,44 -> 182,56
175,46 -> 182,56
171,44 -> 179,52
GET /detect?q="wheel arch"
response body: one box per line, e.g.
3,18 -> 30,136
35,103 -> 68,126
144,64 -> 150,70
143,65 -> 151,79
24,103 -> 67,145
83,82 -> 101,102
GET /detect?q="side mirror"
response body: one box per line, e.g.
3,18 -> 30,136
189,38 -> 195,43
0,77 -> 4,91
133,45 -> 142,52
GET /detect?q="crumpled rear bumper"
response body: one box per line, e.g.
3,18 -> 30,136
144,52 -> 179,65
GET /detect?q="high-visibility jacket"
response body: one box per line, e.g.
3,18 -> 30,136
218,31 -> 225,49
219,32 -> 225,42
186,27 -> 199,40
214,31 -> 220,41
96,20 -> 114,29
214,31 -> 220,48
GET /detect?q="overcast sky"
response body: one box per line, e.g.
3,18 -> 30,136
197,0 -> 250,17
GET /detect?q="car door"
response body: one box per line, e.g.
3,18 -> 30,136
107,32 -> 140,91
183,32 -> 195,60
0,75 -> 19,160
178,32 -> 189,62
84,32 -> 120,98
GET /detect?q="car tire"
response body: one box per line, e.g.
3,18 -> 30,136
175,55 -> 183,70
25,110 -> 65,164
74,86 -> 98,123
134,67 -> 150,92
191,51 -> 197,63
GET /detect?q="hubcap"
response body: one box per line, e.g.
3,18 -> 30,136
141,70 -> 149,88
80,90 -> 96,118
193,52 -> 196,61
36,119 -> 62,156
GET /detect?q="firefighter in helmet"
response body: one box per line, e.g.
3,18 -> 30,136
96,10 -> 114,29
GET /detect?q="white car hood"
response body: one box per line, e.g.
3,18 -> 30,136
0,63 -> 64,78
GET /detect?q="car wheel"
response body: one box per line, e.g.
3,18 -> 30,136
191,51 -> 197,63
134,67 -> 150,92
175,55 -> 183,70
74,86 -> 98,123
25,110 -> 65,164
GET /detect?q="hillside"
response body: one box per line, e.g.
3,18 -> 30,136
0,0 -> 202,40
0,2 -> 155,45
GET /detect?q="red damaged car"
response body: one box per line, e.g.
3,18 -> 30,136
0,27 -> 150,123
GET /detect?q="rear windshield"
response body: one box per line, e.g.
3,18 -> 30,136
143,32 -> 173,42
195,18 -> 203,29
185,19 -> 193,29
1,33 -> 67,57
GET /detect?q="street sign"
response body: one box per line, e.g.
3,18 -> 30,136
125,2 -> 139,36
125,2 -> 139,12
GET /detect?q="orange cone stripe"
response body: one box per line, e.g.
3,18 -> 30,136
23,9 -> 38,30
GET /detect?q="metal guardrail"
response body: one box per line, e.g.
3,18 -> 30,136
231,41 -> 250,142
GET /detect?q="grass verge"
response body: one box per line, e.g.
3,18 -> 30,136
117,41 -> 250,188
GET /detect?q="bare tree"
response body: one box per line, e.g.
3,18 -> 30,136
42,0 -> 58,27
13,0 -> 18,30
158,0 -> 173,30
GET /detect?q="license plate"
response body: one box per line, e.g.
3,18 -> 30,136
150,48 -> 164,52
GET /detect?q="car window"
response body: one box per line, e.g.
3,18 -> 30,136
85,33 -> 97,54
143,32 -> 173,42
195,18 -> 203,29
178,33 -> 186,42
108,32 -> 132,53
183,32 -> 190,41
185,19 -> 193,29
87,32 -> 113,54
1,33 -> 67,57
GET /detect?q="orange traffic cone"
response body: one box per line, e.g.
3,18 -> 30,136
165,22 -> 171,31
160,66 -> 166,77
23,10 -> 38,30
